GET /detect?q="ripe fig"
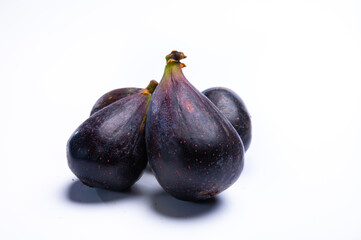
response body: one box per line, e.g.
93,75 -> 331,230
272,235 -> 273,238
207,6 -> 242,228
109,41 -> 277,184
202,87 -> 252,151
90,88 -> 142,115
67,80 -> 158,191
146,51 -> 244,201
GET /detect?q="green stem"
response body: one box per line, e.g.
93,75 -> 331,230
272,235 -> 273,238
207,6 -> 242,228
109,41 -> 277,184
146,80 -> 158,94
162,50 -> 187,80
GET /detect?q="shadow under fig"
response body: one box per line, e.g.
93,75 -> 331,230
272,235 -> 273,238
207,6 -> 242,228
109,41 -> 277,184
144,163 -> 153,173
151,191 -> 222,219
66,180 -> 140,204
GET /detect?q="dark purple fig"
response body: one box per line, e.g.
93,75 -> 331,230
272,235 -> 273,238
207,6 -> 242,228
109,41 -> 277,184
202,87 -> 252,151
67,80 -> 158,191
146,51 -> 244,202
90,88 -> 142,115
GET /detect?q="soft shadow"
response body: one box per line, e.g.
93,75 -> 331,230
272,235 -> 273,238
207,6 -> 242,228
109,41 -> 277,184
144,163 -> 153,173
151,191 -> 222,219
66,180 -> 140,204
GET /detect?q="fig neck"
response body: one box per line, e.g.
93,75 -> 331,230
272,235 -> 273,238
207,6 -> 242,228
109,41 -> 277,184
161,50 -> 187,84
164,62 -> 184,78
161,62 -> 187,85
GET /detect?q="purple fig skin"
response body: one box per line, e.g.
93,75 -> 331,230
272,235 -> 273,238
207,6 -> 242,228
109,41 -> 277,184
146,51 -> 244,202
90,88 -> 142,115
202,87 -> 252,151
67,81 -> 157,191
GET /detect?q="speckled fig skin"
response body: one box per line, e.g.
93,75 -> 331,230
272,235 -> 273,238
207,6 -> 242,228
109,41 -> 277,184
146,51 -> 244,201
203,87 -> 252,151
67,80 -> 158,191
90,88 -> 142,115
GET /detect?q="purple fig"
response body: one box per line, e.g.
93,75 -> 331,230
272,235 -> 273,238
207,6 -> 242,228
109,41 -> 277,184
90,88 -> 142,115
67,80 -> 158,191
203,87 -> 252,151
146,51 -> 244,201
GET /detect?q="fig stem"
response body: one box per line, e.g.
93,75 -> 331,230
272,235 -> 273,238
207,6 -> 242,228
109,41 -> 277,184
166,50 -> 187,64
146,80 -> 158,94
161,51 -> 187,84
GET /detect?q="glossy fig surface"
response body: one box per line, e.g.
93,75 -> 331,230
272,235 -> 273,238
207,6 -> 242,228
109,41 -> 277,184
203,87 -> 252,151
90,88 -> 142,115
67,80 -> 158,191
146,51 -> 244,201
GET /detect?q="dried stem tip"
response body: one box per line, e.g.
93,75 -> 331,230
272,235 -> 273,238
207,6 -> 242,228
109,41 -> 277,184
166,51 -> 187,64
145,80 -> 158,94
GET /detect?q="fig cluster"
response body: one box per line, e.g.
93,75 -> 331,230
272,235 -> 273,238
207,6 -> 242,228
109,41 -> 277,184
66,51 -> 252,202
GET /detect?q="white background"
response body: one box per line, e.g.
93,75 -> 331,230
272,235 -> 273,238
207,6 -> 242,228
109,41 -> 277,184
1,0 -> 361,239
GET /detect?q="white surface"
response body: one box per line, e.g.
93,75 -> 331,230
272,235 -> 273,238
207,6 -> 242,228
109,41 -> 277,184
1,0 -> 361,239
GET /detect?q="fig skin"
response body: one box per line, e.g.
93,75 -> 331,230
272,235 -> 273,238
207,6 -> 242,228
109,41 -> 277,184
202,87 -> 252,151
146,51 -> 244,202
67,81 -> 157,191
90,88 -> 142,115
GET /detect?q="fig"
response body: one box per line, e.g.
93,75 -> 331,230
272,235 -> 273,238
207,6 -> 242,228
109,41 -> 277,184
90,88 -> 142,115
202,87 -> 252,151
67,80 -> 158,191
146,51 -> 244,201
